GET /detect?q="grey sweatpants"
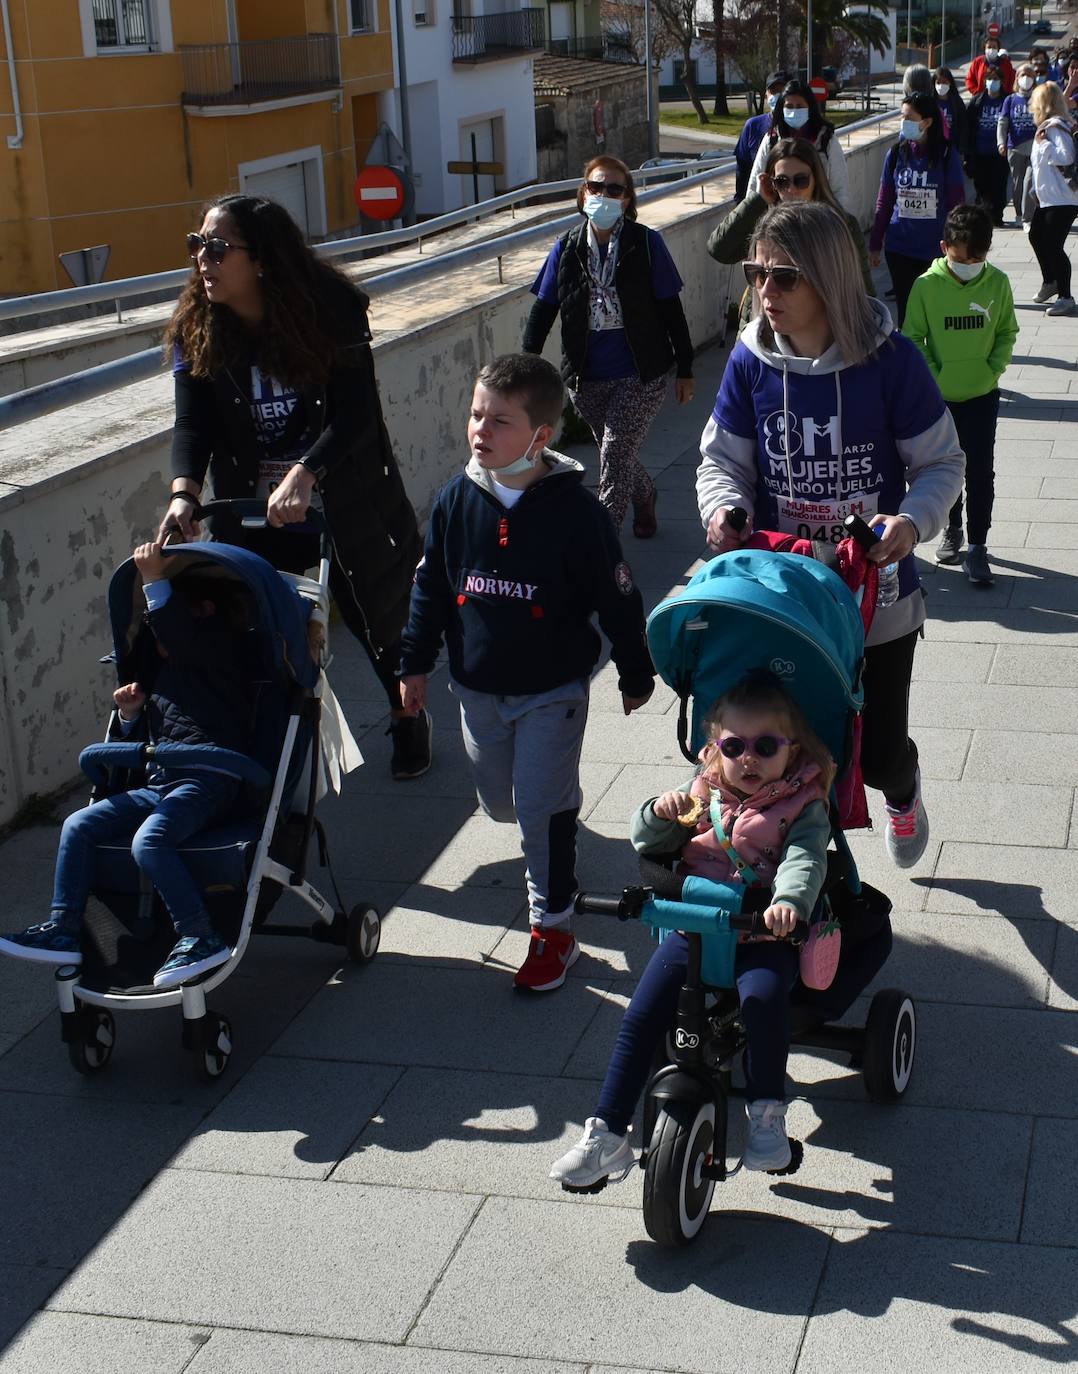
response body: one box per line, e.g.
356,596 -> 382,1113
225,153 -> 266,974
453,677 -> 589,927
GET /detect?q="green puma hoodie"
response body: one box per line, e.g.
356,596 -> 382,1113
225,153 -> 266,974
903,257 -> 1018,403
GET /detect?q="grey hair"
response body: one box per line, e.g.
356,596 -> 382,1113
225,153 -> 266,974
902,63 -> 933,97
749,201 -> 884,368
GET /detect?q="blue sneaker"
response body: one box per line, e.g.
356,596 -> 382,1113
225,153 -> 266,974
153,932 -> 230,990
0,921 -> 81,966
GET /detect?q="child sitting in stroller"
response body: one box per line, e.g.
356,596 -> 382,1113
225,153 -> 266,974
550,672 -> 834,1186
0,540 -> 253,990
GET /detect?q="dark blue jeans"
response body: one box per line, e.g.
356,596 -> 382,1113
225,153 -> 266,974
51,774 -> 239,939
595,922 -> 893,1135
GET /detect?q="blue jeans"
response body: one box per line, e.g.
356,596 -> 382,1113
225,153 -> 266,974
51,774 -> 239,939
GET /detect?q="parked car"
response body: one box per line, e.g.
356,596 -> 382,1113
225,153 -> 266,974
1033,19 -> 1052,34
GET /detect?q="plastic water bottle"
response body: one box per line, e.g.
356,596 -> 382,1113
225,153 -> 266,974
873,523 -> 900,608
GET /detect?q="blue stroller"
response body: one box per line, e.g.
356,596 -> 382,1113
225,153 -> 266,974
14,502 -> 380,1082
574,548 -> 916,1246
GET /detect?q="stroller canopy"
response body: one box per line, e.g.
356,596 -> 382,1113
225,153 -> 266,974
646,550 -> 865,770
107,542 -> 318,692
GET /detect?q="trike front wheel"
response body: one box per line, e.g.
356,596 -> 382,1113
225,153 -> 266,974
642,1099 -> 717,1247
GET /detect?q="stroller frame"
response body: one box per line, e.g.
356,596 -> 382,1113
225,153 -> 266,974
49,502 -> 380,1081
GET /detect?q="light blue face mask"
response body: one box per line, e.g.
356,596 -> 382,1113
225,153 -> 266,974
495,429 -> 543,477
783,105 -> 810,129
987,79 -> 1002,95
767,92 -> 780,110
901,118 -> 924,141
583,194 -> 624,232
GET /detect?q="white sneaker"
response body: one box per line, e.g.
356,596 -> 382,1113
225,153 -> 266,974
1045,296 -> 1077,317
884,770 -> 930,868
743,1099 -> 791,1171
1033,282 -> 1058,303
549,1116 -> 635,1188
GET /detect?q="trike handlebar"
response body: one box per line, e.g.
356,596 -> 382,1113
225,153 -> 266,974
574,885 -> 810,943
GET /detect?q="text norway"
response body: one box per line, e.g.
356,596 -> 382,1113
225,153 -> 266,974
463,574 -> 539,600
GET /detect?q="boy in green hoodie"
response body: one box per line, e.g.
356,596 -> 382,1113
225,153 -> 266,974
904,204 -> 1018,585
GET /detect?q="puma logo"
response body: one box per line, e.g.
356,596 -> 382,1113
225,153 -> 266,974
969,301 -> 993,319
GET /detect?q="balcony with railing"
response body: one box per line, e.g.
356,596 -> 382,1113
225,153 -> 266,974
542,34 -> 639,64
451,8 -> 545,63
180,33 -> 341,109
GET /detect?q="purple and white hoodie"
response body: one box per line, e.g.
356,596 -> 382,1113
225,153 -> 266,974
697,298 -> 965,646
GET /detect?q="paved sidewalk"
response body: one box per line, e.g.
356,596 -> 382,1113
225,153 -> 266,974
1,223 -> 1077,1370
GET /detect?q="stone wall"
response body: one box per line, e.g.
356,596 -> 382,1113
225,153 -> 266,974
0,127 -> 897,826
534,69 -> 651,184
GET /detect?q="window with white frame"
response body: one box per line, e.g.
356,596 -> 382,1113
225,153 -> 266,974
349,0 -> 373,31
92,0 -> 152,48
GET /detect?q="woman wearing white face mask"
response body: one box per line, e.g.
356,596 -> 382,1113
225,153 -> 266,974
869,94 -> 966,324
999,64 -> 1039,227
966,41 -> 1015,96
964,64 -> 1009,225
746,80 -> 852,212
522,156 -> 694,536
932,66 -> 966,145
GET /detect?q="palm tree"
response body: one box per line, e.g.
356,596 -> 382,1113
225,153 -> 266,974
800,0 -> 890,59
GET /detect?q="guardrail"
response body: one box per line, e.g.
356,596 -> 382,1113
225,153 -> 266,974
0,105 -> 900,432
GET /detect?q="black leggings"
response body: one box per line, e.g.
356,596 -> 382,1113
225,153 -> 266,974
1029,205 -> 1078,299
885,251 -> 933,326
861,628 -> 920,808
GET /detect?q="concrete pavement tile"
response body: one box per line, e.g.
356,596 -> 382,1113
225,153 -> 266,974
48,1172 -> 481,1343
187,1330 -> 584,1373
0,1264 -> 69,1352
374,882 -> 527,967
920,842 -> 1078,922
272,962 -> 614,1075
993,473 -> 1047,497
335,1065 -> 645,1210
792,1002 -> 1078,1116
797,1229 -> 1078,1372
922,609 -> 1078,645
1031,523 -> 1078,549
920,570 -> 1013,610
0,1313 -> 205,1373
903,726 -> 970,780
910,679 -> 1078,737
1047,923 -> 1078,1011
411,1196 -> 830,1372
1040,478 -> 1078,500
489,906 -> 660,985
560,984 -> 632,1081
1008,575 -> 1078,618
976,545 -> 1078,578
0,1092 -> 203,1268
585,764 -> 694,824
910,639 -> 994,683
963,729 -> 1078,784
316,786 -> 479,885
579,710 -> 694,765
991,643 -> 1078,685
1019,1117 -> 1078,1247
868,909 -> 1052,1008
994,440 -> 1056,458
871,777 -> 1068,847
170,1057 -> 403,1181
0,959 -> 56,1039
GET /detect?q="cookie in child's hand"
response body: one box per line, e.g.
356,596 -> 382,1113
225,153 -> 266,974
676,794 -> 710,828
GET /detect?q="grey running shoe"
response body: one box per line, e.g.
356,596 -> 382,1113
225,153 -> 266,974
1045,296 -> 1077,316
743,1099 -> 791,1171
935,526 -> 964,564
964,544 -> 994,586
1033,282 -> 1058,303
885,771 -> 930,868
549,1117 -> 635,1189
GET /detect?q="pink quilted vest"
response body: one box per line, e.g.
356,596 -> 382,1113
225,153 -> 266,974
678,762 -> 826,888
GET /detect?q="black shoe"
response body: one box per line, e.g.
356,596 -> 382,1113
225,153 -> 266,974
389,708 -> 432,779
935,526 -> 964,564
964,544 -> 994,586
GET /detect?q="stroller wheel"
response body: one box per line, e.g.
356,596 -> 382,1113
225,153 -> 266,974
194,1013 -> 233,1083
67,1006 -> 115,1076
862,989 -> 916,1102
346,904 -> 381,964
642,1100 -> 717,1247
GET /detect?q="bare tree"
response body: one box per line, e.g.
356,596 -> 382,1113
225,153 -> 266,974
729,0 -> 777,109
600,0 -> 676,66
653,0 -> 709,121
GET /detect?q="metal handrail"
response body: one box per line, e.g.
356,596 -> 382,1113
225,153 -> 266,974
0,104 -> 900,328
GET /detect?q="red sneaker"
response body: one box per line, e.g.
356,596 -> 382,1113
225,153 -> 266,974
514,926 -> 579,991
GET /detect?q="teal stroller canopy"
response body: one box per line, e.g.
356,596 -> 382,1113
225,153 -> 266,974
646,550 -> 865,772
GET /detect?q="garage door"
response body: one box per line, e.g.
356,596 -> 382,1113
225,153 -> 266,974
242,162 -> 310,236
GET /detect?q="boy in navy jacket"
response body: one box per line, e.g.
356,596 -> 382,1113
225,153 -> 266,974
400,354 -> 654,991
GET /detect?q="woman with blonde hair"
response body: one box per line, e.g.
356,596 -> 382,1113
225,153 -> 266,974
522,154 -> 695,537
697,201 -> 964,869
707,136 -> 873,333
1027,82 -> 1078,315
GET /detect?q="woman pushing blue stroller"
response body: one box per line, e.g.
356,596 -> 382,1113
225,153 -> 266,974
551,544 -> 916,1246
0,502 -> 379,1080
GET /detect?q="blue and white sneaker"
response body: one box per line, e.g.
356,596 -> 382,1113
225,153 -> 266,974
0,921 -> 81,965
153,932 -> 230,990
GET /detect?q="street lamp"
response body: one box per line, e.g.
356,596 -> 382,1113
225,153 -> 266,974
644,0 -> 656,159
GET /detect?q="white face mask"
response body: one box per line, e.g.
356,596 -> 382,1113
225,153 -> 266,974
783,105 -> 810,129
935,82 -> 951,96
495,428 -> 543,477
1018,75 -> 1034,91
985,47 -> 999,60
948,258 -> 986,282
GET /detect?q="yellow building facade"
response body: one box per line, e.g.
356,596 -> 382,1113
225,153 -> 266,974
0,0 -> 395,294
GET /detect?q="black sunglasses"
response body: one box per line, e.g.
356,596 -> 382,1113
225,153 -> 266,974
769,172 -> 812,192
584,179 -> 628,198
187,232 -> 250,265
714,733 -> 792,760
742,261 -> 803,291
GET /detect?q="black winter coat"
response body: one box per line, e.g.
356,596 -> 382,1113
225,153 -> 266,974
170,294 -> 421,662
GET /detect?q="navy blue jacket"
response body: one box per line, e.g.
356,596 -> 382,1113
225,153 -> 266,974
399,454 -> 654,697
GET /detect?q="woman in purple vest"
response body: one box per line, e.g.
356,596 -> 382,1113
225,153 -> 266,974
522,155 -> 695,539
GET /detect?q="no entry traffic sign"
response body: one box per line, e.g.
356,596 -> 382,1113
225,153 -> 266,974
354,165 -> 406,220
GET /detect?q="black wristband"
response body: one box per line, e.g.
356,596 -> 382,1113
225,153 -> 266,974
169,489 -> 200,508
